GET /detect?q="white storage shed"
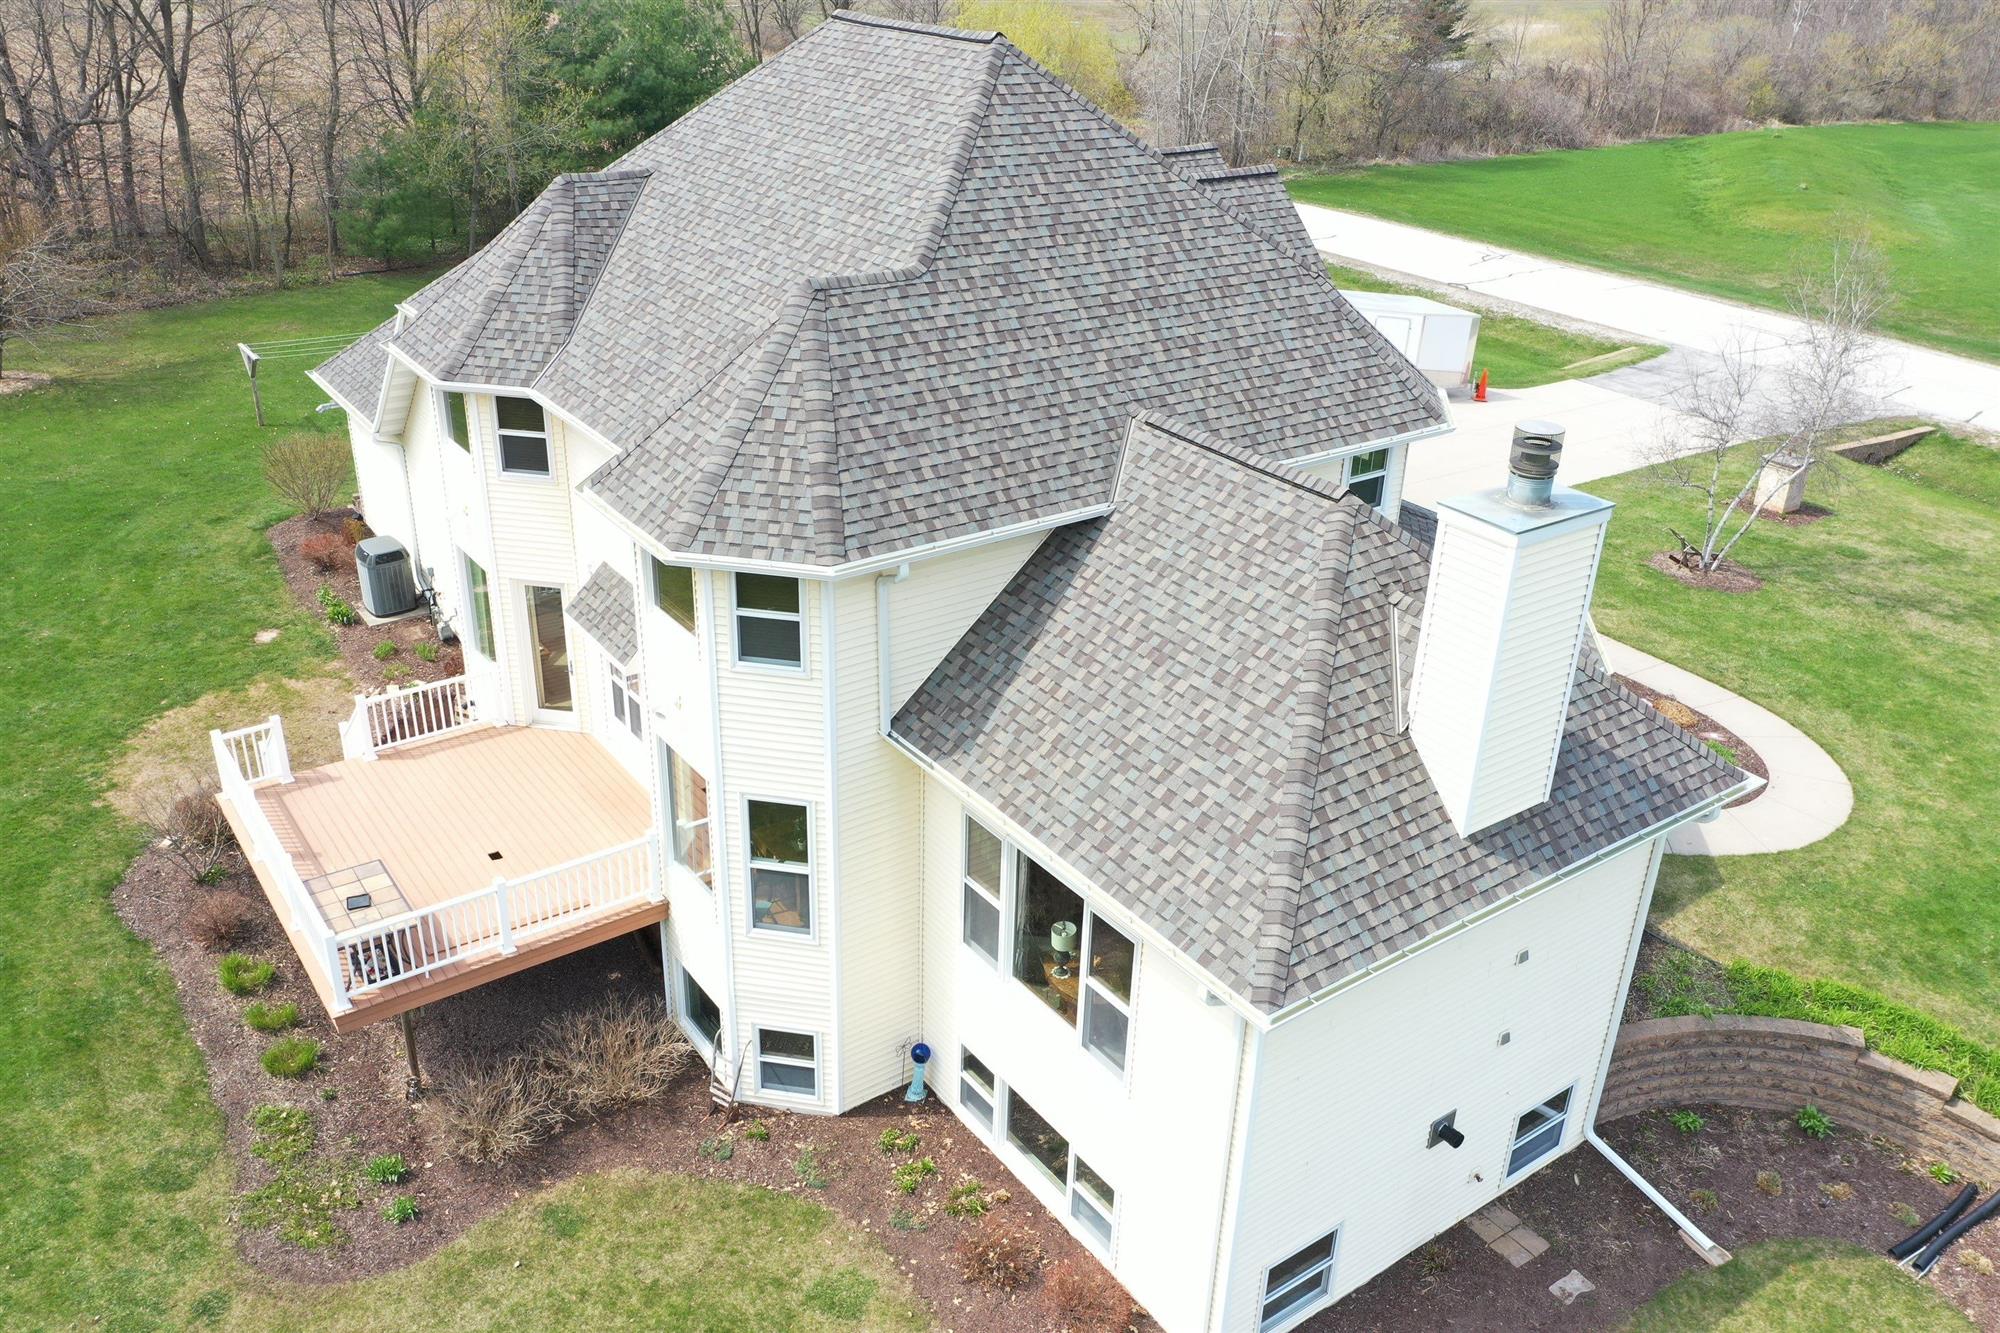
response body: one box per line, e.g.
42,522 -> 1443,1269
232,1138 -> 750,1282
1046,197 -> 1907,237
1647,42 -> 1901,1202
1339,289 -> 1482,390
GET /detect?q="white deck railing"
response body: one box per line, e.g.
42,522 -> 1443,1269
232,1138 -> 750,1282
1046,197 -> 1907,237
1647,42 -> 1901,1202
210,716 -> 340,983
332,833 -> 659,999
338,669 -> 508,761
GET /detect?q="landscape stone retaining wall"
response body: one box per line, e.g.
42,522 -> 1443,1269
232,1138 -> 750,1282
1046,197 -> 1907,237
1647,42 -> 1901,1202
1602,1015 -> 2000,1185
1831,425 -> 1932,465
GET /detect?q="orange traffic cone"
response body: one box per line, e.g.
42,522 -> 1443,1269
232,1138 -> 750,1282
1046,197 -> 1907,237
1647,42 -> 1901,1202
1474,369 -> 1489,402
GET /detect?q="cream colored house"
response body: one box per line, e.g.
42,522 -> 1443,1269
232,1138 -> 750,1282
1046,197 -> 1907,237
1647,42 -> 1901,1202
202,15 -> 1760,1331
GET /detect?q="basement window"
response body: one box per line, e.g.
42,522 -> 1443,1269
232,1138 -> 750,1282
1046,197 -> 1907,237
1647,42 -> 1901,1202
755,1028 -> 819,1098
733,573 -> 803,668
1344,448 -> 1389,509
958,1047 -> 996,1129
1260,1231 -> 1339,1331
1507,1085 -> 1574,1178
1002,1088 -> 1117,1252
678,968 -> 722,1056
495,395 -> 551,476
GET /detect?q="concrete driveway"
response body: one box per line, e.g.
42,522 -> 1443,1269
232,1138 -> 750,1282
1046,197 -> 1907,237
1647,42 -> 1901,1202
1300,202 -> 2000,503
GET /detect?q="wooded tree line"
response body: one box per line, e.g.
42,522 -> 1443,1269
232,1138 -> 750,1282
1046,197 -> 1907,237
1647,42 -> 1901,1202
1120,0 -> 2000,166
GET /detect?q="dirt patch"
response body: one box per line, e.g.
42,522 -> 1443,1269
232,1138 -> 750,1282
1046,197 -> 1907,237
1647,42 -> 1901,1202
0,370 -> 53,395
1647,551 -> 1764,593
269,512 -> 464,693
1310,1107 -> 1999,1330
1613,675 -> 1768,806
114,845 -> 1152,1332
105,675 -> 356,820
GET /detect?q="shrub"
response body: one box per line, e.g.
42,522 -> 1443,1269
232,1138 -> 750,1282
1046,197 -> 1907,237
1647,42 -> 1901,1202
248,1105 -> 315,1164
372,640 -> 398,661
186,893 -> 255,951
263,432 -> 349,518
794,1146 -> 829,1189
1756,1169 -> 1783,1197
364,1154 -> 408,1185
953,1215 -> 1041,1290
878,1126 -> 920,1155
745,1119 -> 770,1142
1689,1188 -> 1719,1216
414,640 -> 440,663
317,585 -> 359,626
262,1038 -> 321,1079
537,998 -> 692,1116
148,780 -> 233,885
944,1179 -> 990,1219
342,516 -> 370,545
219,953 -> 275,995
244,1001 -> 299,1033
1929,1161 -> 1959,1185
383,1194 -> 419,1225
1820,1181 -> 1854,1201
1046,1258 -> 1134,1333
425,1056 -> 562,1164
892,1156 -> 938,1195
1670,1109 -> 1706,1135
300,531 -> 346,571
1796,1104 -> 1834,1139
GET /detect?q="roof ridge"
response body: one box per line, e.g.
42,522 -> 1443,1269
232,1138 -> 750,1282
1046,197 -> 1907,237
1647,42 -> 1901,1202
661,283 -> 819,551
437,186 -> 564,379
1159,142 -> 1220,156
1248,506 -> 1359,1006
793,299 -> 845,564
534,172 -> 651,392
1125,410 -> 1347,503
826,10 -> 1001,43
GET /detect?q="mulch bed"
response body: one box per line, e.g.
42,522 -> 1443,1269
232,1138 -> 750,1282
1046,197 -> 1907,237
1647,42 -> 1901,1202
1310,1106 -> 1999,1331
269,512 -> 464,691
1612,674 -> 1768,806
1735,497 -> 1835,527
114,844 -> 1150,1332
1646,551 -> 1763,593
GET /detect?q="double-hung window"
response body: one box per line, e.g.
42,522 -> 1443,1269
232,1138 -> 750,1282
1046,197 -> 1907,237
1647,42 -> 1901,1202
495,395 -> 551,476
607,665 -> 643,740
1002,1088 -> 1117,1251
663,746 -> 712,885
1344,448 -> 1389,508
1507,1085 -> 1573,1177
962,817 -> 1003,965
747,798 -> 811,934
1260,1231 -> 1339,1330
1079,914 -> 1135,1073
733,573 -> 802,668
958,1047 -> 997,1129
1010,851 -> 1137,1072
651,556 -> 697,632
439,389 -> 471,451
461,553 -> 495,660
755,1028 -> 819,1098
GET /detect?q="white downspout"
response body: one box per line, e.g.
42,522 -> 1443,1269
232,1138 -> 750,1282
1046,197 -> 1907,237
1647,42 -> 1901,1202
1587,1130 -> 1730,1266
875,562 -> 911,735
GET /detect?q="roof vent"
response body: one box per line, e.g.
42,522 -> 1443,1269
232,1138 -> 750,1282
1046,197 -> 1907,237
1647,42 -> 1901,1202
1507,420 -> 1565,506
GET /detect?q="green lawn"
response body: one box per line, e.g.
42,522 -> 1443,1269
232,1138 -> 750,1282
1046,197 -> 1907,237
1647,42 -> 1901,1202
0,280 -> 925,1331
1291,122 -> 2000,362
1587,433 -> 2000,1045
1326,262 -> 1665,389
1628,1238 -> 1971,1331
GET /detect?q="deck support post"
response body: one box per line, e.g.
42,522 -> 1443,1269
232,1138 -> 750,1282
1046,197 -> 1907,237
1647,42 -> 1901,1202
401,1008 -> 422,1095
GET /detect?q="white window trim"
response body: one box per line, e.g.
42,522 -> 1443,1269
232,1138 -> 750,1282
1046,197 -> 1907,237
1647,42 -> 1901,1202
1344,448 -> 1389,510
674,960 -> 721,1063
958,1046 -> 997,1129
1259,1229 -> 1341,1333
752,1025 -> 821,1101
731,573 -> 807,672
961,815 -> 1005,966
742,793 -> 815,941
1505,1083 -> 1576,1181
662,743 -> 714,892
459,551 -> 496,663
649,555 -> 700,637
993,1083 -> 1117,1258
494,395 -> 554,479
1078,911 -> 1135,1077
997,844 -> 1139,1083
434,386 -> 472,452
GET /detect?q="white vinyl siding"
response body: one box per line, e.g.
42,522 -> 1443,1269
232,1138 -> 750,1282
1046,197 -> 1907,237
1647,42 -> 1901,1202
1217,839 -> 1659,1327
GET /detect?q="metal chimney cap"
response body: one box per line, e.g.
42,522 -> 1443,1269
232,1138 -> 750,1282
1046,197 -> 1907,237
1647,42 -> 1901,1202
1509,421 -> 1566,480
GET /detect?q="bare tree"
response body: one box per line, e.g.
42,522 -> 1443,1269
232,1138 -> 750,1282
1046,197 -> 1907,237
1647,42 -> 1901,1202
117,0 -> 225,267
0,217 -> 96,375
1644,234 -> 1892,574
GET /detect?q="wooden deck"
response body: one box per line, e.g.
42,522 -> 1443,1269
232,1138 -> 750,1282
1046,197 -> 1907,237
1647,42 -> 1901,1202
222,725 -> 663,1032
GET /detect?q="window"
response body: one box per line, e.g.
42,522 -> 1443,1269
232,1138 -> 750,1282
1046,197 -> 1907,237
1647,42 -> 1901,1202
679,969 -> 722,1055
651,556 -> 697,632
663,745 -> 712,885
747,798 -> 811,934
755,1028 -> 819,1097
1001,1087 -> 1118,1251
1080,915 -> 1135,1073
1507,1086 -> 1574,1177
1344,448 -> 1389,508
461,554 -> 495,660
962,817 -> 1003,965
959,1048 -> 996,1129
440,390 -> 471,451
734,573 -> 802,668
606,665 -> 643,739
495,395 -> 551,476
1260,1231 -> 1338,1331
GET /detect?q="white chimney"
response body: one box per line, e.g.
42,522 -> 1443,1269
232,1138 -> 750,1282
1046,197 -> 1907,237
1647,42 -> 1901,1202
1408,422 -> 1613,836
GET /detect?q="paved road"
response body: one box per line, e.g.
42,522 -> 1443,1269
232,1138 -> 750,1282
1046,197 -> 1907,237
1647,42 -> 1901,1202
1299,202 -> 2000,502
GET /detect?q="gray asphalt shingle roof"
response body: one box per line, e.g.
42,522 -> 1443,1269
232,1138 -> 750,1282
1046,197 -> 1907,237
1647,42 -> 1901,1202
566,563 -> 638,665
315,13 -> 1443,568
892,416 -> 1747,1012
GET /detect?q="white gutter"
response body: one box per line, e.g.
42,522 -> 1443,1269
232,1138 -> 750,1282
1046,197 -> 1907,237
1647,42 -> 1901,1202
875,563 -> 911,733
1282,416 -> 1453,470
1588,1129 -> 1730,1266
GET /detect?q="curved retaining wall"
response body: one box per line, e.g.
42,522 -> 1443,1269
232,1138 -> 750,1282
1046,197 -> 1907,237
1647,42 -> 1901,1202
1601,1015 -> 2000,1185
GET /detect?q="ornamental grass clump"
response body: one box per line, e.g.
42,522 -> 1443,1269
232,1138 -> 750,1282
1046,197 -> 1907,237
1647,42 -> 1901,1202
954,1215 -> 1042,1291
219,953 -> 275,996
425,1056 -> 562,1165
262,1038 -> 321,1079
